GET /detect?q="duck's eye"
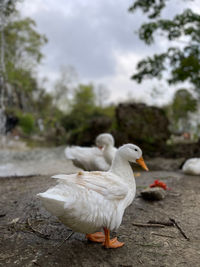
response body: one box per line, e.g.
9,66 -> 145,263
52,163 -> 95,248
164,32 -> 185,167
134,148 -> 138,152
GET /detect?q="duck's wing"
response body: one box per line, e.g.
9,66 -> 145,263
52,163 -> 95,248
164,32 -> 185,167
92,156 -> 110,171
64,146 -> 104,170
65,146 -> 102,159
52,172 -> 128,200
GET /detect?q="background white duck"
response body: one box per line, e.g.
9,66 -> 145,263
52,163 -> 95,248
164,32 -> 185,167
182,158 -> 200,175
38,143 -> 148,248
95,133 -> 117,165
65,133 -> 116,171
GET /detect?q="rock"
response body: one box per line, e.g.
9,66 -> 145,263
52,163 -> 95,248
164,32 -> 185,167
114,103 -> 170,155
141,187 -> 166,201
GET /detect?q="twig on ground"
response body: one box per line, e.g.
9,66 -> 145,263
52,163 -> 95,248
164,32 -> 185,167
169,218 -> 190,241
132,222 -> 165,228
27,218 -> 50,240
48,231 -> 74,255
148,220 -> 174,226
55,231 -> 74,250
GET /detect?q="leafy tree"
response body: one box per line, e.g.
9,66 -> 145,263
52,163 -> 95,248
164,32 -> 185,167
95,84 -> 110,107
5,18 -> 47,68
53,65 -> 78,111
73,84 -> 96,113
4,17 -> 47,109
171,89 -> 197,120
0,0 -> 47,113
129,0 -> 200,93
62,84 -> 96,130
165,88 -> 198,133
0,0 -> 18,133
61,83 -> 115,145
18,112 -> 35,135
0,1 -> 63,139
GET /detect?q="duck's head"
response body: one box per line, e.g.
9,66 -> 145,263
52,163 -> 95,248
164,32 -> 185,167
95,133 -> 114,150
118,144 -> 149,171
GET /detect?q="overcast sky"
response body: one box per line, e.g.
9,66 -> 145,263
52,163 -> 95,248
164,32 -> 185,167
18,0 -> 199,105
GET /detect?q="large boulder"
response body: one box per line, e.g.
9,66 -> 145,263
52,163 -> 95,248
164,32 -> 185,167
114,103 -> 170,155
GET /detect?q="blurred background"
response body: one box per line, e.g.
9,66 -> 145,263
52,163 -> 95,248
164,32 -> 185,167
0,0 -> 200,176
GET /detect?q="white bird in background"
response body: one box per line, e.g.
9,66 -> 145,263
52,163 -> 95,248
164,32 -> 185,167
182,158 -> 200,175
65,133 -> 117,171
38,143 -> 149,248
95,133 -> 117,164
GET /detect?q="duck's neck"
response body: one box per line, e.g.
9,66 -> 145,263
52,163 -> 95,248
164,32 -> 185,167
110,152 -> 134,185
103,145 -> 114,165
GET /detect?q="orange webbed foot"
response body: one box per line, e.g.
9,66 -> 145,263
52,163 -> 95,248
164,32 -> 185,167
103,237 -> 124,248
103,228 -> 124,249
86,232 -> 105,243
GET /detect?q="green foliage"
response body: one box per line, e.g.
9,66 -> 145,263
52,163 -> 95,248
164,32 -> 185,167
18,112 -> 35,135
33,89 -> 54,116
3,3 -> 48,111
5,17 -> 47,68
1,0 -> 17,17
164,88 -> 198,133
129,0 -> 166,19
170,89 -> 197,121
132,53 -> 167,82
129,1 -> 200,93
0,2 -> 65,142
61,84 -> 115,144
62,84 -> 97,131
72,84 -> 96,114
95,105 -> 115,118
134,9 -> 200,45
62,84 -> 115,130
52,66 -> 78,111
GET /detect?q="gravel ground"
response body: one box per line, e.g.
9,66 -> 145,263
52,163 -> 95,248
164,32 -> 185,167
0,167 -> 200,267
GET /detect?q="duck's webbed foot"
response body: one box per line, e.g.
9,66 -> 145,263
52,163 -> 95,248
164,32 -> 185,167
103,228 -> 124,248
86,232 -> 105,243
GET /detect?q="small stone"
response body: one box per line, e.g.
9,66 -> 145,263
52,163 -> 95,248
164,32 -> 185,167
9,217 -> 20,224
141,187 -> 166,201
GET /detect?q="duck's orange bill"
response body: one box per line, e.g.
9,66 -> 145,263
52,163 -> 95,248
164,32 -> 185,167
136,157 -> 149,171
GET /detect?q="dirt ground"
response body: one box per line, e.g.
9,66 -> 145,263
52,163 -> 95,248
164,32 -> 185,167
0,168 -> 200,267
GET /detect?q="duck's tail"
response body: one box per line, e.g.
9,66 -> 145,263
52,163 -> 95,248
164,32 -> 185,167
37,190 -> 67,217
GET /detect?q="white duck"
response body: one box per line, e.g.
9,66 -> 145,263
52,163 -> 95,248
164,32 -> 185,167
38,144 -> 148,248
182,158 -> 200,175
65,133 -> 116,171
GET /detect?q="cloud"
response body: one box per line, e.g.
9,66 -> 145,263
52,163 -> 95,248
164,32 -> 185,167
20,0 -> 151,77
18,0 -> 197,104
